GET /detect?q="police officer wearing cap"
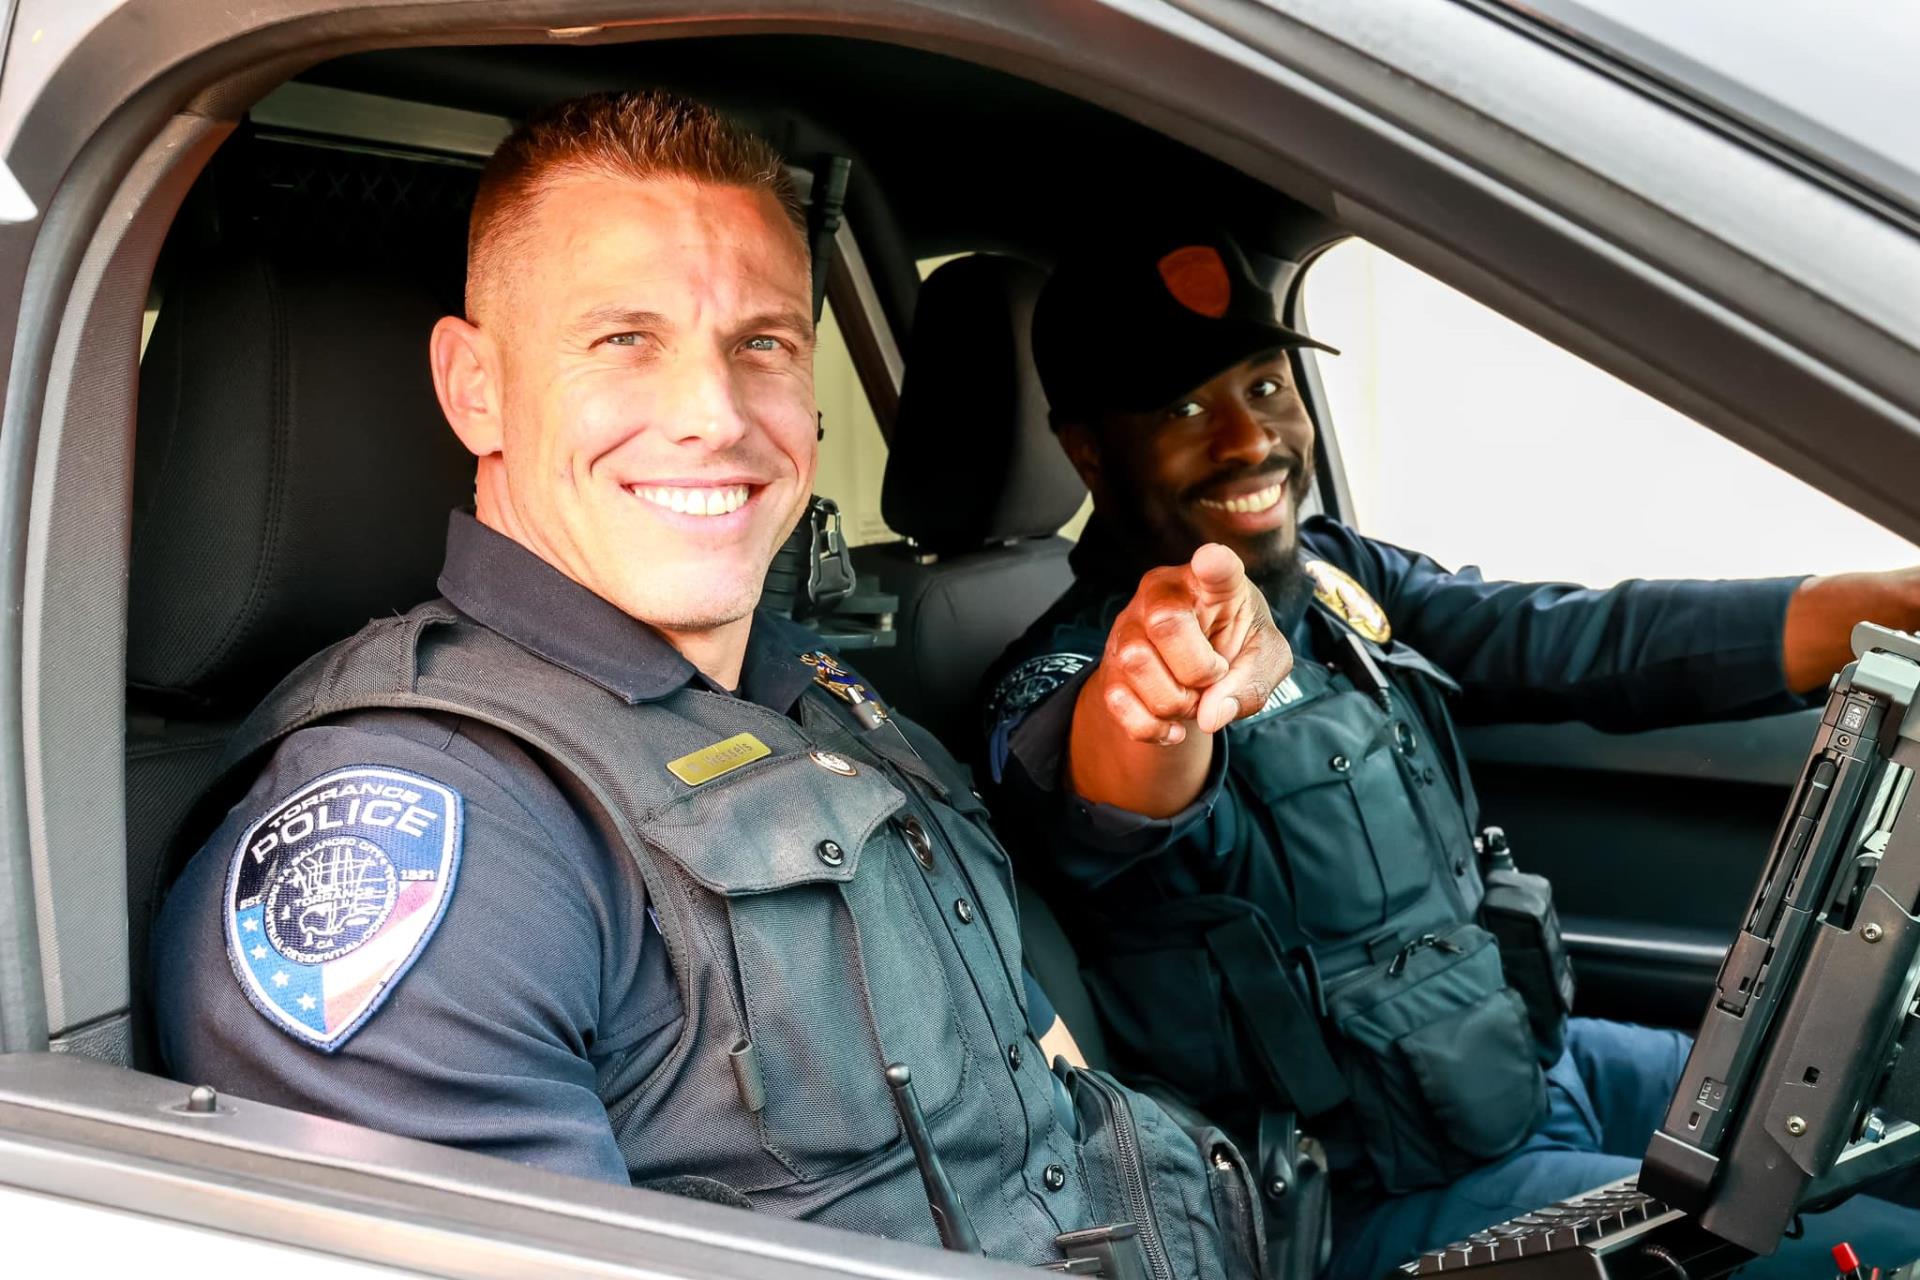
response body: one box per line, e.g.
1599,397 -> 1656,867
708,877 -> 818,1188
152,95 -> 1270,1278
984,228 -> 1920,1277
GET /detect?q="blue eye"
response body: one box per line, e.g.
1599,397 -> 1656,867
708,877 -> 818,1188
743,336 -> 781,353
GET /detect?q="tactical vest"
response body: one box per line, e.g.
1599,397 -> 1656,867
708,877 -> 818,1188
205,601 -> 1264,1279
1080,605 -> 1562,1196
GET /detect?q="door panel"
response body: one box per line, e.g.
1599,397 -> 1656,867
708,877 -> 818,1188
1461,709 -> 1817,1028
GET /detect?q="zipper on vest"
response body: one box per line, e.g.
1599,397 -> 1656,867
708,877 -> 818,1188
1075,1070 -> 1172,1280
1386,932 -> 1464,978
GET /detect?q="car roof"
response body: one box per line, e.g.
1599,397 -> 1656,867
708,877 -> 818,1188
1490,0 -> 1920,227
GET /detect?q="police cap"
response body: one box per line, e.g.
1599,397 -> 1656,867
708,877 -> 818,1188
1032,227 -> 1337,423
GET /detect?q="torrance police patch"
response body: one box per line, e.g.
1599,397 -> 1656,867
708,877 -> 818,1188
225,766 -> 463,1052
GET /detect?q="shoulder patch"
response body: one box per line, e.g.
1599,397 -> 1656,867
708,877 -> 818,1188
1304,558 -> 1392,644
224,766 -> 464,1053
986,652 -> 1096,731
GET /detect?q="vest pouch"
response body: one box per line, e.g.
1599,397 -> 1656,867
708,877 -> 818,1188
640,750 -> 967,1181
1061,1064 -> 1255,1280
1478,860 -> 1575,1064
1239,691 -> 1435,941
1324,922 -> 1547,1193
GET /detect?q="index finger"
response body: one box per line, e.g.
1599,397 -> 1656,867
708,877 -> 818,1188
1187,543 -> 1248,607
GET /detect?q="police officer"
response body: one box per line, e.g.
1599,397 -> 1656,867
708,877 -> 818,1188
152,95 -> 1267,1279
985,228 -> 1920,1277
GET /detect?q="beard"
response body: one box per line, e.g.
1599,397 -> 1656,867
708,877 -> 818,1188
1253,551 -> 1315,629
1101,450 -> 1315,590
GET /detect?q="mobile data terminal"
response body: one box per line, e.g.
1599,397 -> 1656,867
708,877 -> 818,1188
1400,622 -> 1920,1278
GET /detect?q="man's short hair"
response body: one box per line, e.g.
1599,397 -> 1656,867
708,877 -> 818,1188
465,90 -> 806,322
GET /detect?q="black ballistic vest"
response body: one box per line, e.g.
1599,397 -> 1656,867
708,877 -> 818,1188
1080,606 -> 1555,1195
207,601 -> 1263,1278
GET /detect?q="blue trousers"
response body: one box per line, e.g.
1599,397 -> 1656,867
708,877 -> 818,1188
1327,1018 -> 1920,1278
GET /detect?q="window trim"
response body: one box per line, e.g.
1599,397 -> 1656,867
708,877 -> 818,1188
1282,237 -> 1358,529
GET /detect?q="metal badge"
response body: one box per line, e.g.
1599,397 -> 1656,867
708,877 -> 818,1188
1304,559 -> 1392,644
808,747 -> 858,777
800,649 -> 889,730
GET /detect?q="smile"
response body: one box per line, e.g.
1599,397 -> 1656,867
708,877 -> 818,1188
1195,478 -> 1288,515
628,484 -> 752,517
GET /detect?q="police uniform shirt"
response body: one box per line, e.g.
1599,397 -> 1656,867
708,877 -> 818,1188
154,511 -> 1062,1185
985,512 -> 1815,890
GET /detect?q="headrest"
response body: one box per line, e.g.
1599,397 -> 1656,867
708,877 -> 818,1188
129,251 -> 475,712
881,255 -> 1086,553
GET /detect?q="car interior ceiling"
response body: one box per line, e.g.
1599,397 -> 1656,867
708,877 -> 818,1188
117,34 -> 1339,1076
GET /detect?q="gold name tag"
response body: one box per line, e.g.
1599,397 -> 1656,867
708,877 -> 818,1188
667,733 -> 772,787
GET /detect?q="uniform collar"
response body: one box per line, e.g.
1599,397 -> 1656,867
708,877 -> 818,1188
436,511 -> 816,713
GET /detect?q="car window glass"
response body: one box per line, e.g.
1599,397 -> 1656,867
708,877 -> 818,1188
814,298 -> 893,545
1299,238 -> 1918,585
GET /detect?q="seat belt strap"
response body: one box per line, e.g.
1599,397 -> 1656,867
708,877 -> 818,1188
1204,913 -> 1349,1117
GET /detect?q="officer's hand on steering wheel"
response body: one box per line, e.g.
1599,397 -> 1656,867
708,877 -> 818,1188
1095,543 -> 1292,745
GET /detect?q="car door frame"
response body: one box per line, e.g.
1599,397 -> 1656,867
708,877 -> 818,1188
0,0 -> 1916,1270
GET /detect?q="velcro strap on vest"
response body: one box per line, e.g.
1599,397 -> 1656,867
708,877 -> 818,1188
1204,914 -> 1349,1117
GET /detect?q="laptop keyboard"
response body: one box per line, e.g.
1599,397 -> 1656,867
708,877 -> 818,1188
1401,1178 -> 1676,1273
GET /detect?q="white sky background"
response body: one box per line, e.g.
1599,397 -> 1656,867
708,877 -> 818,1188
1301,239 -> 1919,588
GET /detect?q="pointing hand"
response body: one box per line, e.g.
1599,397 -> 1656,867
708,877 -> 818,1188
1092,543 -> 1293,745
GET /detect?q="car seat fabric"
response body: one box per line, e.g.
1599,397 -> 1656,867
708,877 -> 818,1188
853,254 -> 1086,751
129,251 -> 472,711
879,254 -> 1084,553
850,254 -> 1106,1066
125,248 -> 473,1065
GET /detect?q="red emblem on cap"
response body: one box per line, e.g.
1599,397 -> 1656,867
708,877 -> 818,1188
1157,246 -> 1232,318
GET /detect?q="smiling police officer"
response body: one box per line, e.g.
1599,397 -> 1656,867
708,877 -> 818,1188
151,95 -> 1271,1278
985,228 -> 1920,1278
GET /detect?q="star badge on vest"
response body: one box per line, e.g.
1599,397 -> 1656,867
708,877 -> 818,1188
224,765 -> 463,1052
1304,559 -> 1392,644
801,649 -> 889,730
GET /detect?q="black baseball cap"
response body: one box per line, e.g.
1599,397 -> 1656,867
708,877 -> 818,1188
1032,228 -> 1337,423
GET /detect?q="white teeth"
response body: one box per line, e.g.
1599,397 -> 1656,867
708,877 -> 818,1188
1197,479 -> 1287,515
631,484 -> 751,517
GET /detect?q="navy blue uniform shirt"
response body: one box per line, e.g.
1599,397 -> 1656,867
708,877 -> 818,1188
986,514 -> 1812,884
154,512 -> 1059,1184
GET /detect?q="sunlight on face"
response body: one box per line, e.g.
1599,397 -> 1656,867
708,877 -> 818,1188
482,175 -> 817,633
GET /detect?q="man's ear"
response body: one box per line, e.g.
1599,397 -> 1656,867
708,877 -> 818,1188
430,315 -> 503,459
1055,419 -> 1105,500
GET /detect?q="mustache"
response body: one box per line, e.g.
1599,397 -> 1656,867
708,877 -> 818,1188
1178,456 -> 1309,507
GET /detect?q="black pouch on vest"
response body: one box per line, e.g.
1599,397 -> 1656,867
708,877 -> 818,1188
1476,828 -> 1576,1064
1324,921 -> 1548,1194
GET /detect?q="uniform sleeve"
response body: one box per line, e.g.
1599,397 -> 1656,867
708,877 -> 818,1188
983,615 -> 1230,890
1314,520 -> 1816,730
152,714 -> 665,1184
